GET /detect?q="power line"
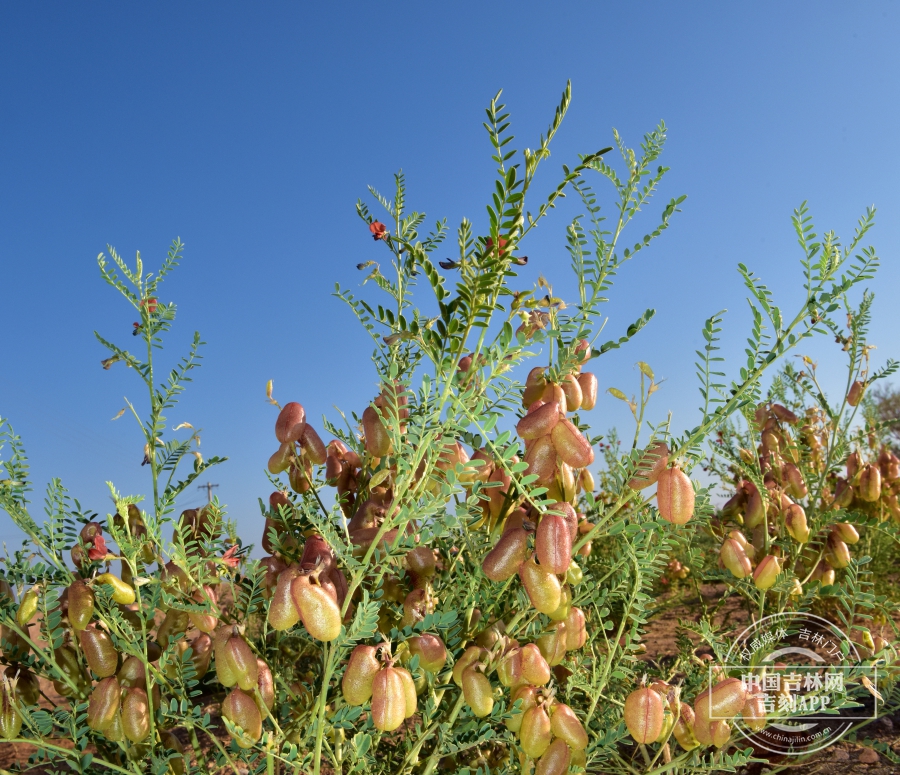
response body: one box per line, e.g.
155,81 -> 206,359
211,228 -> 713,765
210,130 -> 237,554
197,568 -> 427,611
198,482 -> 219,504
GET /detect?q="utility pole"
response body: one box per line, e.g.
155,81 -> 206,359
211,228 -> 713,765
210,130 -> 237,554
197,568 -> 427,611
198,482 -> 219,504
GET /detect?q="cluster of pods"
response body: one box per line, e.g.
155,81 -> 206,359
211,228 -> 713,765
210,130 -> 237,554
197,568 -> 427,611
625,676 -> 763,752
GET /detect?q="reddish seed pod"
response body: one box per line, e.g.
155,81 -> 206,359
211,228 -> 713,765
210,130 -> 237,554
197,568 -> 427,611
525,435 -> 559,487
189,633 -> 213,679
832,522 -> 860,545
752,555 -> 781,590
785,503 -> 810,543
188,585 -> 219,633
519,555 -> 562,615
541,383 -> 568,414
342,645 -> 381,706
87,676 -> 121,732
371,667 -> 407,732
121,687 -> 150,743
268,442 -> 294,475
577,372 -> 598,410
520,704 -> 553,758
222,688 -> 262,748
694,677 -> 747,724
561,375 -> 583,411
300,534 -> 335,572
535,513 -> 572,575
268,568 -> 302,631
395,666 -> 417,718
548,501 -> 579,543
520,643 -> 551,686
879,446 -> 900,481
673,704 -> 699,751
408,634 -> 447,673
551,703 -> 588,750
535,737 -> 572,775
564,607 -> 587,651
536,622 -> 568,667
275,402 -> 307,443
628,442 -> 669,490
80,626 -> 119,678
517,401 -> 561,440
405,546 -> 436,587
847,380 -> 865,407
719,539 -> 752,579
452,646 -> 488,687
826,537 -> 851,569
67,581 -> 95,632
783,463 -> 808,498
291,572 -> 342,642
482,528 -> 530,582
255,658 -> 275,713
656,466 -> 695,525
462,664 -> 494,717
218,631 -> 259,691
506,684 -> 538,732
300,424 -> 327,465
550,419 -> 594,468
362,406 -> 393,457
858,464 -> 882,502
624,687 -> 665,743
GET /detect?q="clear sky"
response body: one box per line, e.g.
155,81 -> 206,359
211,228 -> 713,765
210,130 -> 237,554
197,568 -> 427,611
1,2 -> 898,550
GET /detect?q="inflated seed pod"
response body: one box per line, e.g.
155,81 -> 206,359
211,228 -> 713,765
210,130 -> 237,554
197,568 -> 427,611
363,406 -> 393,457
785,503 -> 810,543
159,729 -> 186,775
744,482 -> 766,529
673,704 -> 699,751
53,644 -> 89,696
535,513 -> 572,575
342,645 -> 381,706
497,647 -> 524,688
566,560 -> 583,586
300,424 -> 328,465
189,633 -> 213,679
118,655 -> 147,689
371,667 -> 407,732
624,687 -> 664,743
519,555 -> 562,615
561,375 -> 583,412
550,703 -> 588,750
87,676 -> 121,732
826,537 -> 851,569
719,539 -> 752,579
535,737 -> 571,775
276,402 -> 307,443
401,588 -> 435,629
0,676 -> 22,740
520,643 -> 551,686
222,687 -> 262,748
564,607 -> 587,651
752,555 -> 782,590
12,667 -> 40,706
462,664 -> 494,717
291,571 -> 343,642
67,581 -> 95,632
525,435 -> 559,487
847,380 -> 865,407
546,584 -> 572,623
577,372 -> 598,411
520,704 -> 553,758
536,622 -> 568,667
694,677 -> 746,724
628,442 -> 669,490
452,646 -> 488,687
255,658 -> 275,713
550,419 -> 594,469
741,694 -> 766,732
80,626 -> 119,678
833,522 -> 860,545
268,567 -> 302,631
709,719 -> 731,748
517,401 -> 562,440
396,666 -> 417,718
121,687 -> 150,743
407,634 -> 447,673
157,609 -> 189,650
859,463 -> 882,502
215,630 -> 258,691
783,463 -> 808,499
656,466 -> 695,525
506,684 -> 538,733
16,587 -> 38,628
93,573 -> 136,605
268,443 -> 294,475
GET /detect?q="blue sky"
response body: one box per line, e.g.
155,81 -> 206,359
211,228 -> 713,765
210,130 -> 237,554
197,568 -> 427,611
1,2 -> 898,550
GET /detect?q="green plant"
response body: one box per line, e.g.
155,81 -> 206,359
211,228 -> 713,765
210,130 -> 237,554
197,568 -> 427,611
0,84 -> 895,775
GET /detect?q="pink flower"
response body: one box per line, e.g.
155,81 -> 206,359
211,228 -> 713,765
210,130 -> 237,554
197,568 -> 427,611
87,535 -> 108,561
222,545 -> 240,569
369,222 -> 387,240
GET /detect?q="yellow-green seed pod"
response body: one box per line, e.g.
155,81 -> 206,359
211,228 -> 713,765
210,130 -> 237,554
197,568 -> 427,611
94,573 -> 136,605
